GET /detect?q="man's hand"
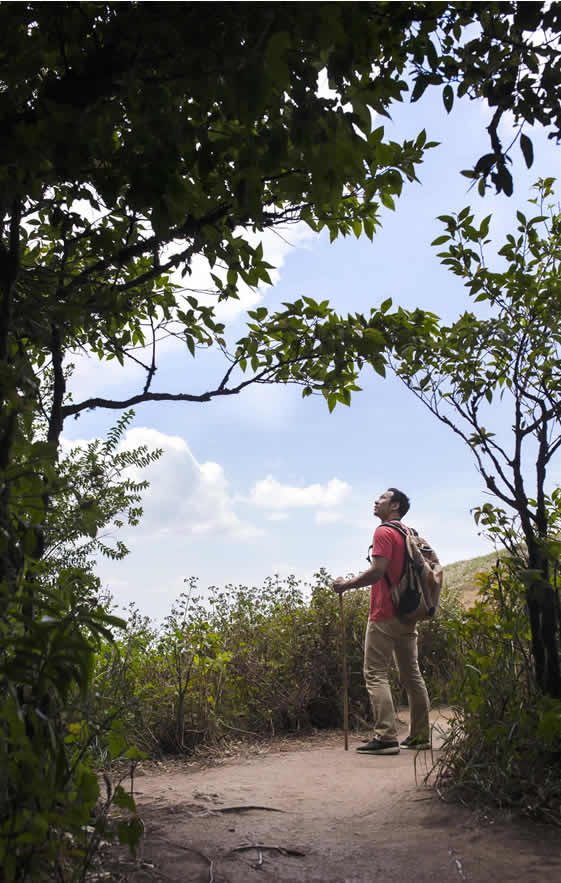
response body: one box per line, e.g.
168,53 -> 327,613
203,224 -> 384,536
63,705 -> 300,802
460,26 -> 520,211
332,556 -> 387,594
332,577 -> 348,594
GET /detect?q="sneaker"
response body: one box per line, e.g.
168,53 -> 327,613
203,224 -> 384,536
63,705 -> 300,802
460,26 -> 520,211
400,735 -> 431,750
356,739 -> 400,755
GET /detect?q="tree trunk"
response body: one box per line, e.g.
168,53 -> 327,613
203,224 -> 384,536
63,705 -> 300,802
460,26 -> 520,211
0,223 -> 21,591
526,548 -> 561,699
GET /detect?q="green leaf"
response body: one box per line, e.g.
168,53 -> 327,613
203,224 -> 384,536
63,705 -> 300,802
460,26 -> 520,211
474,153 -> 496,174
114,785 -> 137,813
479,215 -> 491,238
442,85 -> 454,113
380,191 -> 395,211
520,133 -> 534,168
380,297 -> 392,314
496,165 -> 513,197
411,75 -> 429,103
117,816 -> 144,855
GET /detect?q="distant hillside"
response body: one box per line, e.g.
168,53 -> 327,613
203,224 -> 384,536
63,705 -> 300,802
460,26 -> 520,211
443,550 -> 502,608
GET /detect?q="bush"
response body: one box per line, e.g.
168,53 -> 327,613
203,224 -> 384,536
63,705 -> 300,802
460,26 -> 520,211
431,562 -> 561,825
92,570 -> 463,754
417,579 -> 464,705
0,574 -> 144,882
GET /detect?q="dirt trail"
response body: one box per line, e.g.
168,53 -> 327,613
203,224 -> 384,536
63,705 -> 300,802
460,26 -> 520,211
116,711 -> 561,883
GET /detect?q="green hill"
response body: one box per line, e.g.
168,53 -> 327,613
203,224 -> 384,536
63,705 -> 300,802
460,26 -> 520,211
443,550 -> 502,608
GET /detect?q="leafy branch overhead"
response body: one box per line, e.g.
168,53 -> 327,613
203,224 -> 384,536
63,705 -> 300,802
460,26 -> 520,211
2,2 -> 561,444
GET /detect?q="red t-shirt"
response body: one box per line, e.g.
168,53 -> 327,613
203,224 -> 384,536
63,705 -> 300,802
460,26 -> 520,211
368,522 -> 407,621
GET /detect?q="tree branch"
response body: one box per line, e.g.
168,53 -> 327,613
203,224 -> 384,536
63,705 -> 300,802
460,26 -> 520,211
536,401 -> 548,538
47,324 -> 65,447
61,370 -> 268,418
143,316 -> 157,396
392,365 -> 519,510
63,203 -> 230,295
0,199 -> 21,361
464,397 -> 517,498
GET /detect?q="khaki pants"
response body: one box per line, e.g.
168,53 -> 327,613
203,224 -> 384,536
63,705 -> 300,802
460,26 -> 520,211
363,618 -> 430,743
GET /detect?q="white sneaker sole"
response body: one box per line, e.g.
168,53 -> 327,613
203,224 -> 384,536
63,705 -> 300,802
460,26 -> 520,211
357,746 -> 400,755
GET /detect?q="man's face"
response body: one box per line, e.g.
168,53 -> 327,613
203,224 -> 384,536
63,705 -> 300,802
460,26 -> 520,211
373,490 -> 398,522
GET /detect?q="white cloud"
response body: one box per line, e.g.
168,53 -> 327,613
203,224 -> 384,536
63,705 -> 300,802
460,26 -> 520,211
63,426 -> 264,542
120,427 -> 264,540
64,349 -> 147,402
247,475 -> 351,510
315,510 -> 343,525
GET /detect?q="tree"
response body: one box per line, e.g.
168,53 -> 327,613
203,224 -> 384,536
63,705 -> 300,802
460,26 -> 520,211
3,4 -> 561,873
43,409 -> 162,574
392,178 -> 561,697
0,408 -> 157,879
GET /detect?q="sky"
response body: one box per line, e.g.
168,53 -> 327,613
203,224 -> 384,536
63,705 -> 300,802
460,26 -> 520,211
62,84 -> 561,623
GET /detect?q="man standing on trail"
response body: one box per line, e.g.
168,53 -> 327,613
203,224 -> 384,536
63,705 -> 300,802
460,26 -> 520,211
333,488 -> 430,755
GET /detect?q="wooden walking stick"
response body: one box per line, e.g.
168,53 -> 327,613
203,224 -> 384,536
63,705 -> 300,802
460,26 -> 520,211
339,592 -> 349,750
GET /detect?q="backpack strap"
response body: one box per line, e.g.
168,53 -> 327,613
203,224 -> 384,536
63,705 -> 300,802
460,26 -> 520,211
381,520 -> 418,538
378,521 -> 412,588
380,520 -> 407,539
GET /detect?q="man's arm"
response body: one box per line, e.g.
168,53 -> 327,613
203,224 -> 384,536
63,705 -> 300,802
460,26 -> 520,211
333,556 -> 389,594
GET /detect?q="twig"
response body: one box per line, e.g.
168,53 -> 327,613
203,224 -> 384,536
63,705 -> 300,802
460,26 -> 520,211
190,804 -> 286,817
216,718 -> 258,737
230,843 -> 306,857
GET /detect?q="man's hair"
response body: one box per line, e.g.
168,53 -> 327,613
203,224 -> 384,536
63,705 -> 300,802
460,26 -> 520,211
387,487 -> 410,518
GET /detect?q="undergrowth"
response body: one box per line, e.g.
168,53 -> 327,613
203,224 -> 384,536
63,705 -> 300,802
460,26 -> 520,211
91,562 -> 561,827
90,570 -> 462,758
430,562 -> 561,826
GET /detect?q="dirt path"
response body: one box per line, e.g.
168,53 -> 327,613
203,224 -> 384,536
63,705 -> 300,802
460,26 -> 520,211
114,711 -> 561,882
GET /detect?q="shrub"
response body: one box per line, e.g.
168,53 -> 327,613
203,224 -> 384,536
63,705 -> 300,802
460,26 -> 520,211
91,570 -> 463,754
431,562 -> 561,824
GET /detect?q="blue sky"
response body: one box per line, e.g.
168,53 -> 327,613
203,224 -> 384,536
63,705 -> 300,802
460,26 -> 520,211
63,86 -> 561,622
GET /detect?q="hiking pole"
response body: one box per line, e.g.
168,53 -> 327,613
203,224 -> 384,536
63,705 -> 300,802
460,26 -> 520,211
339,592 -> 349,750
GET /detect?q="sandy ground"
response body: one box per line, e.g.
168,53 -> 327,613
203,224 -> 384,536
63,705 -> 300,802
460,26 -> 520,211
105,710 -> 561,883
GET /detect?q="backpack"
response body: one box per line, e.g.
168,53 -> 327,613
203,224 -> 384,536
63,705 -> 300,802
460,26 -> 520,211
381,521 -> 443,624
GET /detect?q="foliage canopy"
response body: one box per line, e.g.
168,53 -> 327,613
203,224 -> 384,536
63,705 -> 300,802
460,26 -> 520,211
2,1 -> 561,441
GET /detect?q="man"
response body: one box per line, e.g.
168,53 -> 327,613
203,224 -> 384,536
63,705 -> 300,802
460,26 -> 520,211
333,488 -> 430,755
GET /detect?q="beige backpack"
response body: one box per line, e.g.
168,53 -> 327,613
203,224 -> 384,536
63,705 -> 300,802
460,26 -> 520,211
381,521 -> 443,624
